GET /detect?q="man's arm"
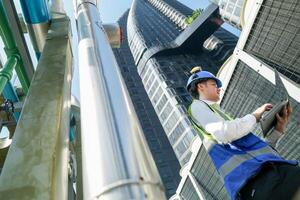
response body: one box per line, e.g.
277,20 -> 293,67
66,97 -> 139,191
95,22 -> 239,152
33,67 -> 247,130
191,100 -> 257,144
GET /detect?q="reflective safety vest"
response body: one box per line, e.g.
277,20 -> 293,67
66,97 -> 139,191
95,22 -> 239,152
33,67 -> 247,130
188,101 -> 298,200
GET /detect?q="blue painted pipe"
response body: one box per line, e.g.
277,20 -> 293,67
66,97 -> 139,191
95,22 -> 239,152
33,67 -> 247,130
19,0 -> 50,24
19,0 -> 51,58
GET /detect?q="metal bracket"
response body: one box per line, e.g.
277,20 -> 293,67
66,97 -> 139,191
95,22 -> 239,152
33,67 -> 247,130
94,178 -> 163,199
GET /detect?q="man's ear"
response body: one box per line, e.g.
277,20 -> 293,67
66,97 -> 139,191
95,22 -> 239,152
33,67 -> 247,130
197,83 -> 205,91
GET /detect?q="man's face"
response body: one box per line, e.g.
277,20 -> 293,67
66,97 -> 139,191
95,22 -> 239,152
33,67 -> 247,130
197,79 -> 221,102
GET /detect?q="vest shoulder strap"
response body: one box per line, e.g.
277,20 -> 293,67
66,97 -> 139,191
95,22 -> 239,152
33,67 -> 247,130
188,101 -> 215,141
188,99 -> 233,142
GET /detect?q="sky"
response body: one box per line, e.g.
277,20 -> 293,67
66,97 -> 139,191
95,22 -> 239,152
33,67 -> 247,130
99,0 -> 241,36
100,0 -> 208,23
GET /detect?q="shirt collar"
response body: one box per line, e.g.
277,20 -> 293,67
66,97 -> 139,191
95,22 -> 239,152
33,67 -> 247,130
199,97 -> 217,105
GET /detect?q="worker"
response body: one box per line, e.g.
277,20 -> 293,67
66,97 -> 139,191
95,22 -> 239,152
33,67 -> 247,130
186,66 -> 300,200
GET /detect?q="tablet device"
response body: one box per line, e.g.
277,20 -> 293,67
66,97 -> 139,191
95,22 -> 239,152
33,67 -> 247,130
260,70 -> 289,137
260,99 -> 288,137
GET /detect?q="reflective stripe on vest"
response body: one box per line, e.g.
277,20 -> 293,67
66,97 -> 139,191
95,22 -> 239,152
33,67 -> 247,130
218,145 -> 279,178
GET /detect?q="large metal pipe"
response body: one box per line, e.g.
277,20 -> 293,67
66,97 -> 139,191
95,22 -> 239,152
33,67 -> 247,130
76,1 -> 166,199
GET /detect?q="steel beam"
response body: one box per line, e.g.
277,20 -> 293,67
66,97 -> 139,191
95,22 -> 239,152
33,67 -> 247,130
0,15 -> 72,200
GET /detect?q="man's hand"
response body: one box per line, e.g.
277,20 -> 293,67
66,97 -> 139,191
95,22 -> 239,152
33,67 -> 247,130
252,103 -> 273,122
275,102 -> 292,134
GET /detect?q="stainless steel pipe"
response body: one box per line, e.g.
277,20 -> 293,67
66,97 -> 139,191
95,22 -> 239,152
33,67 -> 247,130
75,1 -> 166,200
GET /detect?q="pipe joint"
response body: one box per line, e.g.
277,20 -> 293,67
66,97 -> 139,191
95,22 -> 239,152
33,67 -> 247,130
0,70 -> 13,81
3,47 -> 19,58
9,54 -> 21,64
